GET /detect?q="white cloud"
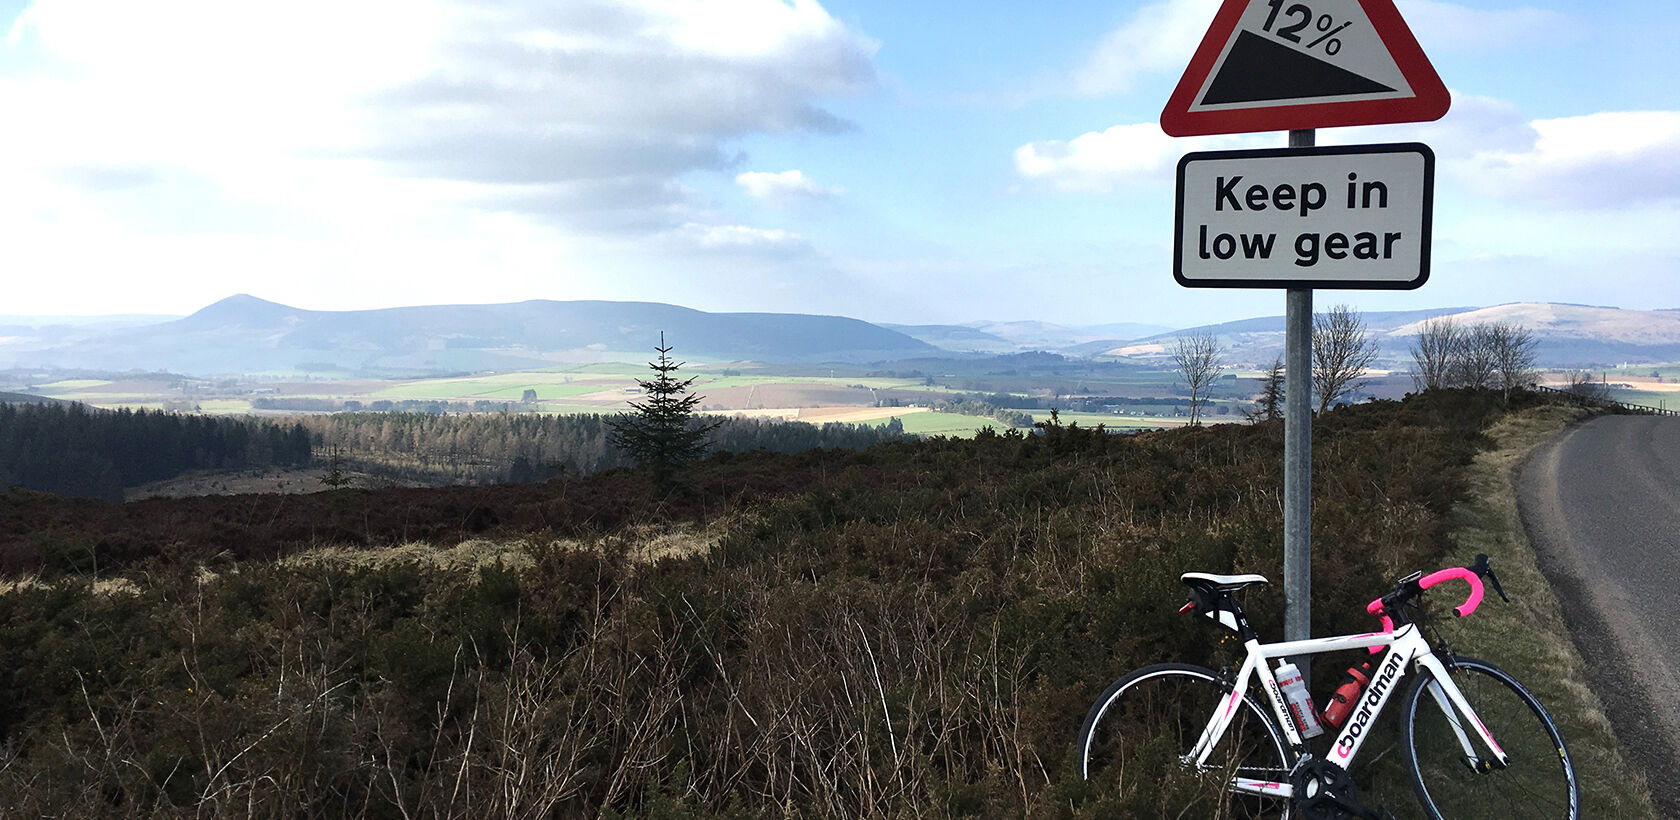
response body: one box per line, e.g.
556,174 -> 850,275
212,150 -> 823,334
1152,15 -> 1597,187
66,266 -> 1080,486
365,0 -> 879,195
1016,96 -> 1680,208
0,0 -> 879,314
1013,124 -> 1265,193
680,223 -> 807,251
1458,111 -> 1680,207
735,170 -> 844,201
1071,0 -> 1569,97
1397,0 -> 1572,51
1335,99 -> 1680,207
1072,0 -> 1218,96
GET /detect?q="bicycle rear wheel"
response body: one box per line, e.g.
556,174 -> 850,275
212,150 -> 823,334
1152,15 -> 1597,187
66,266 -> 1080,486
1078,663 -> 1294,818
1400,655 -> 1578,819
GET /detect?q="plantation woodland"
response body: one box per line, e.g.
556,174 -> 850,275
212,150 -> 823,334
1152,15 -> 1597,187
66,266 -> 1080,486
0,403 -> 311,502
0,402 -> 907,500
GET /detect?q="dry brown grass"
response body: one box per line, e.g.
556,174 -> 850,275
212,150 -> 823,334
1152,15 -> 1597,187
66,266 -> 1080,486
1431,404 -> 1656,817
276,520 -> 728,572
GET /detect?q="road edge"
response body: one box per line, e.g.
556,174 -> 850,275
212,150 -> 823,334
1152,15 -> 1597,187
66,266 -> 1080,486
1445,405 -> 1657,817
1516,414 -> 1679,817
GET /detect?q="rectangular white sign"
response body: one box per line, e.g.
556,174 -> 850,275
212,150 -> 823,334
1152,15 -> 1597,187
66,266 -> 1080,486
1174,143 -> 1434,289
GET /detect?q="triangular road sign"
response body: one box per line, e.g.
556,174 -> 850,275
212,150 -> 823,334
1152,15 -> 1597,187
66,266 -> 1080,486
1161,0 -> 1450,136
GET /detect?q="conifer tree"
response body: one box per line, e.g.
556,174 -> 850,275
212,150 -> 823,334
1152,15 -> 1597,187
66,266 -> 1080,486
609,334 -> 722,477
1247,357 -> 1285,422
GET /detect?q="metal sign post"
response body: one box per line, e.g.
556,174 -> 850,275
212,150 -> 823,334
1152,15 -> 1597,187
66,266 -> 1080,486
1284,129 -> 1314,658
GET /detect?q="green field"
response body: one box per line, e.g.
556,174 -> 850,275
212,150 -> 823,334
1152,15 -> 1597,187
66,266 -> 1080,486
373,376 -> 619,401
883,412 -> 1001,436
691,375 -> 930,391
195,399 -> 256,414
1025,409 -> 1182,430
30,379 -> 111,396
10,358 -> 1260,436
1604,387 -> 1677,412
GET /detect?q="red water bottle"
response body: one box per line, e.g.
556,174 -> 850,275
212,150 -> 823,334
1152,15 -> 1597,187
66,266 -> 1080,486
1322,661 -> 1374,728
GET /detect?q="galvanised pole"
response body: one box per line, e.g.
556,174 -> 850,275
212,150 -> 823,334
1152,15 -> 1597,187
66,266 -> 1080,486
1285,128 -> 1315,674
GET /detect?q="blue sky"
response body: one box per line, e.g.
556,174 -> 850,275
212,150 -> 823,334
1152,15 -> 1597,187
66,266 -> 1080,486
2,0 -> 1676,329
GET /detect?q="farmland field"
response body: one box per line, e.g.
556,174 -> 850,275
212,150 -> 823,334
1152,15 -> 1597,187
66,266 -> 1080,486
890,411 -> 1004,436
17,359 -> 1676,438
375,379 -> 612,401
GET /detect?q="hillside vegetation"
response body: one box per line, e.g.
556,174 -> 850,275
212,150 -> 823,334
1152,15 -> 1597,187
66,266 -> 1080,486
0,391 -> 1645,817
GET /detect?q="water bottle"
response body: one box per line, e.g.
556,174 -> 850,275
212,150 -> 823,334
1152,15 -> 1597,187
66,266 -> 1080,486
1274,662 -> 1324,738
1321,660 -> 1375,728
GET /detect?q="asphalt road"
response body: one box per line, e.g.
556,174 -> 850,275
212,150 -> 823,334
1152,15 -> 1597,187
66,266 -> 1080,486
1517,414 -> 1680,817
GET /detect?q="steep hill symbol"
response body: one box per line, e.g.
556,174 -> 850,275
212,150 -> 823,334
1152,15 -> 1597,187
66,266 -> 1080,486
1200,30 -> 1394,105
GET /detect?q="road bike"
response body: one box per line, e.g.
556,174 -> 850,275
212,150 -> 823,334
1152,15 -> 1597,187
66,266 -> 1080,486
1076,554 -> 1578,818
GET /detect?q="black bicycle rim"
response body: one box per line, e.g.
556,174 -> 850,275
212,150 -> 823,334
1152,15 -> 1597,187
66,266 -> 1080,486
1401,656 -> 1579,819
1079,663 -> 1294,819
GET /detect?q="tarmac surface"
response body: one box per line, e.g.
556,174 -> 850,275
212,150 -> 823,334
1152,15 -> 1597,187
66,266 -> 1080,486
1517,414 -> 1680,816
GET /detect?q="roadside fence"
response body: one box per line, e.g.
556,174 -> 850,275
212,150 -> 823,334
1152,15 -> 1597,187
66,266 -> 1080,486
1532,384 -> 1679,417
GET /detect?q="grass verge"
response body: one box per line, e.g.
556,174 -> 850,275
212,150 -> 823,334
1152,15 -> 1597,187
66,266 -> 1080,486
1430,405 -> 1655,816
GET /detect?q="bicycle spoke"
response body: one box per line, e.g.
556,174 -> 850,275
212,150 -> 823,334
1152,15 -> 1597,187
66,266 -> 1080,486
1403,657 -> 1577,819
1079,664 -> 1292,818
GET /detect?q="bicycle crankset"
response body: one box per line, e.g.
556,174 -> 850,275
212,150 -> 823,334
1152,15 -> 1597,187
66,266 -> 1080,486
1289,759 -> 1388,820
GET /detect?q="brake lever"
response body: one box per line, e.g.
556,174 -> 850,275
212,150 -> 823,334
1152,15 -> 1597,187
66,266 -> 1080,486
1468,553 -> 1511,602
1486,567 -> 1510,602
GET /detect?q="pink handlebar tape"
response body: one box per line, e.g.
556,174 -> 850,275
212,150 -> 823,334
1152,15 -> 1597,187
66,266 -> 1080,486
1365,566 -> 1485,619
1421,567 -> 1484,618
1361,566 -> 1485,653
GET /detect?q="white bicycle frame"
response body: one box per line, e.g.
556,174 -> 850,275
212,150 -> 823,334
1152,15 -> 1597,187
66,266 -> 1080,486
1190,624 -> 1510,800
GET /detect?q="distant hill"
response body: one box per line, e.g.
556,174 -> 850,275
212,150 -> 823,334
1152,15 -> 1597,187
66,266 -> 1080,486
885,319 -> 1175,354
0,392 -> 74,406
1092,304 -> 1680,367
4,298 -> 1674,376
0,295 -> 943,376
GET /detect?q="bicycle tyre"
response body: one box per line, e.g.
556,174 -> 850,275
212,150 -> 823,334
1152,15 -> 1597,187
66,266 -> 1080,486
1399,655 -> 1579,819
1078,663 -> 1295,818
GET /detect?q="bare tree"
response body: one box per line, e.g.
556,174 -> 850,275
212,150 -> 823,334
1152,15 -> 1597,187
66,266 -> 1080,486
1312,304 -> 1379,413
1247,357 -> 1286,422
1563,370 -> 1610,401
1171,332 -> 1223,426
1454,324 -> 1501,389
1409,316 -> 1463,391
1488,321 -> 1539,399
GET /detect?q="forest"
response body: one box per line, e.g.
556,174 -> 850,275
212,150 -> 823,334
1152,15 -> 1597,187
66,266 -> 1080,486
295,411 -> 908,485
0,401 -> 911,499
0,403 -> 312,502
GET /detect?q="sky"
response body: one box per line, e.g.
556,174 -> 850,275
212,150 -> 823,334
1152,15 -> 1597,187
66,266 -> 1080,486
1,0 -> 1676,329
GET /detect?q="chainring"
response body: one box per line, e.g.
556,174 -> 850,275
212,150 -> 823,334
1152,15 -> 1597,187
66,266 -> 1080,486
1289,758 -> 1382,820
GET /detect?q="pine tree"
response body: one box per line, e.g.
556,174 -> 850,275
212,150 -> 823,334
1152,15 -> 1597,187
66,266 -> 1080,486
1247,357 -> 1286,422
320,445 -> 352,488
608,334 -> 722,477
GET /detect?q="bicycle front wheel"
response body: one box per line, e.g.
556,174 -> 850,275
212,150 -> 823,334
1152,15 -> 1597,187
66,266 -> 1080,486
1078,663 -> 1294,818
1400,655 -> 1579,819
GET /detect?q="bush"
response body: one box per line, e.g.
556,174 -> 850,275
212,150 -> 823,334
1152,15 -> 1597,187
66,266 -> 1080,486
0,391 -> 1533,816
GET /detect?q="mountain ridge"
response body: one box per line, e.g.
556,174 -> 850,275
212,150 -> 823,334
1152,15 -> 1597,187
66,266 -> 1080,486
1089,303 -> 1680,366
1,296 -> 946,375
2,297 -> 1676,376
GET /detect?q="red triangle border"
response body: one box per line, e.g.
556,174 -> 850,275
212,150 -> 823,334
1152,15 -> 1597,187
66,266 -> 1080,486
1160,0 -> 1450,137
